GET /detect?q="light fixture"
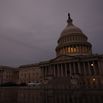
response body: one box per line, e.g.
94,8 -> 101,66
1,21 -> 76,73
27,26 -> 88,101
92,78 -> 96,81
91,63 -> 94,67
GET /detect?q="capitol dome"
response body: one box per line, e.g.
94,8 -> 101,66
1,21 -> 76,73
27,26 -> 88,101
56,13 -> 92,56
61,24 -> 83,37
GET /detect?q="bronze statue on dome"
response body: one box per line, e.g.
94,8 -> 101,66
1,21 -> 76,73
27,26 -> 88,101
67,13 -> 72,23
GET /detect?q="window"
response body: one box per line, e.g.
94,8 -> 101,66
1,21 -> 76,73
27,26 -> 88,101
68,47 -> 70,53
71,47 -> 73,53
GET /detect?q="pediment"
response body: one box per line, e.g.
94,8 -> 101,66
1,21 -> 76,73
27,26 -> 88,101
50,55 -> 75,62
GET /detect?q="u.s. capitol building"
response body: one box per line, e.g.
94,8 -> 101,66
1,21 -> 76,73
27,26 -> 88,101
39,13 -> 103,89
0,13 -> 103,103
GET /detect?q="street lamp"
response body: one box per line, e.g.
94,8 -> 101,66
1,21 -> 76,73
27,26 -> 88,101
90,63 -> 94,67
90,63 -> 95,75
92,78 -> 96,81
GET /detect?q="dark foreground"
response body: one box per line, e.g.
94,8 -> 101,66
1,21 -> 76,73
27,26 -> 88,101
0,87 -> 103,103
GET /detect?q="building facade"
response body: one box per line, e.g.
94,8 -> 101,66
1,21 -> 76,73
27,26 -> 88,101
18,64 -> 41,84
0,66 -> 18,84
39,13 -> 103,88
0,64 -> 41,85
0,13 -> 103,88
0,13 -> 103,103
0,14 -> 103,88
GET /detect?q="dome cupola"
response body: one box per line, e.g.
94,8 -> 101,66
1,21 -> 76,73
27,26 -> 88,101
56,13 -> 92,56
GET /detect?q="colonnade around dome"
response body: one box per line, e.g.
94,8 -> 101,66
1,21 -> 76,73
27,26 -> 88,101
56,45 -> 92,56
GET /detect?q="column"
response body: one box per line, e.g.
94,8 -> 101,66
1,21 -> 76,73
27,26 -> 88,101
53,65 -> 55,77
61,64 -> 64,77
70,46 -> 71,54
64,48 -> 66,54
101,60 -> 103,74
59,64 -> 62,77
46,66 -> 48,77
57,64 -> 60,77
69,63 -> 72,76
66,47 -> 67,54
87,47 -> 89,53
41,66 -> 43,77
76,45 -> 77,53
65,64 -> 68,77
65,47 -> 67,54
98,60 -> 103,75
50,64 -> 53,77
87,62 -> 91,76
83,62 -> 86,76
80,45 -> 82,54
63,48 -> 65,55
77,45 -> 79,53
79,45 -> 81,53
92,61 -> 96,75
43,66 -> 46,79
73,62 -> 75,74
54,64 -> 57,77
44,66 -> 47,79
78,62 -> 81,74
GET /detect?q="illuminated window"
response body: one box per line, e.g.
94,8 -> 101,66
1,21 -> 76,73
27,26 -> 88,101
74,47 -> 76,53
68,47 -> 70,53
71,47 -> 73,53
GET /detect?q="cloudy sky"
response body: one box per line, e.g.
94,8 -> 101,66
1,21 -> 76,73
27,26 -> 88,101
0,0 -> 103,67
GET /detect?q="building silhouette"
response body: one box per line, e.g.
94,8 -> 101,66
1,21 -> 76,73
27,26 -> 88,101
40,13 -> 103,89
0,13 -> 103,103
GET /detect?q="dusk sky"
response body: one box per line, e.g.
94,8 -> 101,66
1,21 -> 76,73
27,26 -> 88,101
0,0 -> 103,67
